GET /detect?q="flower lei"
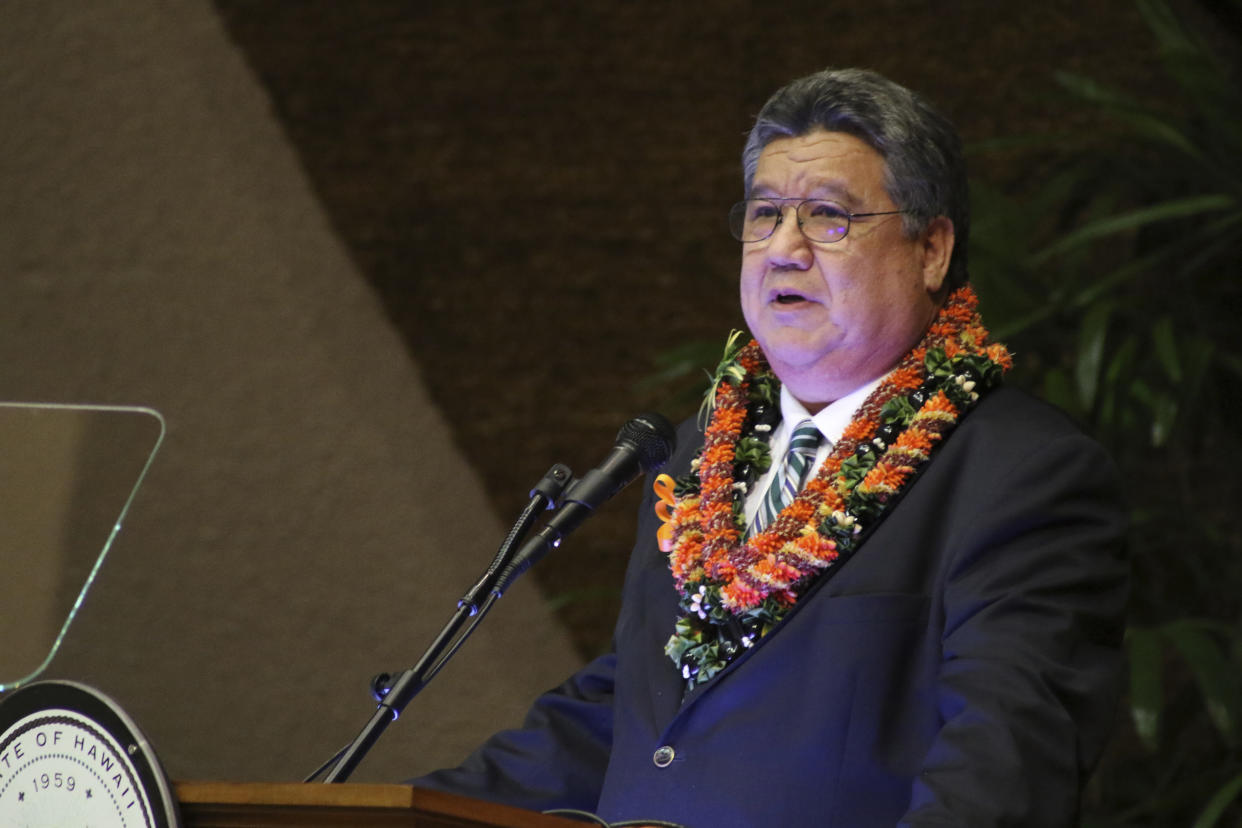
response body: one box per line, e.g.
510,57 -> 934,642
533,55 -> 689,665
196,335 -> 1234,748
654,285 -> 1012,687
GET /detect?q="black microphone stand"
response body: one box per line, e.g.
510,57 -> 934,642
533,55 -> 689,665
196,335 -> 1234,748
313,411 -> 675,784
318,463 -> 574,784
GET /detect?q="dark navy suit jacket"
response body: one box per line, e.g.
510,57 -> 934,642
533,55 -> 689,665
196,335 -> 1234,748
415,388 -> 1129,827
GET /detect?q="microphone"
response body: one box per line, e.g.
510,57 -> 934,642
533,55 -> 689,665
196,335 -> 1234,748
492,412 -> 677,595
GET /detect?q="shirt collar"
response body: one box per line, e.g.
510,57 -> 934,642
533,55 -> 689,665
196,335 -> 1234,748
778,374 -> 887,446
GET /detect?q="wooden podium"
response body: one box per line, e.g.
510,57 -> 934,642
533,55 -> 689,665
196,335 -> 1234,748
175,781 -> 586,827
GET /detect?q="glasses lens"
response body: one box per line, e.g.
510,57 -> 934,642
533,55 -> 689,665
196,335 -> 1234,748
729,200 -> 780,242
799,200 -> 850,243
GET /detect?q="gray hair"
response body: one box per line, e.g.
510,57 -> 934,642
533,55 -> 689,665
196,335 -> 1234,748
742,68 -> 969,289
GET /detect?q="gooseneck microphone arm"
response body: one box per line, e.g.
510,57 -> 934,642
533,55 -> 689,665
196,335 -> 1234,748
490,413 -> 677,597
318,413 -> 676,784
458,462 -> 574,616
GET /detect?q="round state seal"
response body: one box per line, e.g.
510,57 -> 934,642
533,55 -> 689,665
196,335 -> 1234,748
0,680 -> 178,827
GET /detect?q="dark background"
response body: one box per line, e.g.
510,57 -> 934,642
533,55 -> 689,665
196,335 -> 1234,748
210,0 -> 1170,656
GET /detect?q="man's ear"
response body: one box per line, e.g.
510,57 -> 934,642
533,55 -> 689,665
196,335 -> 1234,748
920,216 -> 955,294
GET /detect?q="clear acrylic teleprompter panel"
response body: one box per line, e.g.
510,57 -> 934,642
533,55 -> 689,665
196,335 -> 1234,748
0,403 -> 164,692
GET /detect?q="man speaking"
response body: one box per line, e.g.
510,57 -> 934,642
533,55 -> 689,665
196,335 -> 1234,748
414,67 -> 1128,827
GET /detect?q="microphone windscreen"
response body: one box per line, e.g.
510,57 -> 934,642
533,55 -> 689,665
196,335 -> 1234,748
617,412 -> 677,473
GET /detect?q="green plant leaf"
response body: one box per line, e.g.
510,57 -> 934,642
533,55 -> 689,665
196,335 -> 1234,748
1127,626 -> 1165,751
1076,301 -> 1113,411
633,339 -> 718,391
1041,368 -> 1080,420
1191,770 -> 1242,828
1219,351 -> 1242,384
1067,242 -> 1184,312
1054,70 -> 1204,159
1176,336 -> 1216,420
968,3 -> 1242,822
1031,194 -> 1236,264
1151,317 -> 1181,383
1163,619 -> 1242,745
1148,391 -> 1179,448
1097,335 -> 1139,435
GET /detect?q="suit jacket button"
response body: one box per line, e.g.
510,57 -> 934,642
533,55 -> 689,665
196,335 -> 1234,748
652,745 -> 675,768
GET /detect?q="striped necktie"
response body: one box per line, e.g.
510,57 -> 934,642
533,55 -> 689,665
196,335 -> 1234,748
749,419 -> 822,537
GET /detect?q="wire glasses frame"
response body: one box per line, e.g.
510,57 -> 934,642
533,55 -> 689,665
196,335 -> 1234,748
729,198 -> 908,244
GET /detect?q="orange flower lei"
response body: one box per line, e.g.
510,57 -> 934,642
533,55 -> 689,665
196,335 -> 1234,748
656,285 -> 1011,686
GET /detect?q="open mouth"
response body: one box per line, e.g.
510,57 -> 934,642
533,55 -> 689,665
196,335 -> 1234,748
774,291 -> 809,305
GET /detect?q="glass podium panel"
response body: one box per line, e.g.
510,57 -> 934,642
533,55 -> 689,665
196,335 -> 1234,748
0,403 -> 165,693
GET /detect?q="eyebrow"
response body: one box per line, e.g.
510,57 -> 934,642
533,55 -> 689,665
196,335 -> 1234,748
750,180 -> 859,204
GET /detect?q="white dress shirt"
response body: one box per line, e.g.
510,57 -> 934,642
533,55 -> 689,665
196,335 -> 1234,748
741,376 -> 885,530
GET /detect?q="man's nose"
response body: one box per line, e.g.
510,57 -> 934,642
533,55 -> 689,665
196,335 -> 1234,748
765,208 -> 813,269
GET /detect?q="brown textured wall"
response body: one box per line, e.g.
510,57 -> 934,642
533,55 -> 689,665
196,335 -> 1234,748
210,0 -> 1169,654
0,0 -> 581,783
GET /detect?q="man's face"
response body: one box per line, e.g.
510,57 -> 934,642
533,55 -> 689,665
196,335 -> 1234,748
739,129 -> 953,412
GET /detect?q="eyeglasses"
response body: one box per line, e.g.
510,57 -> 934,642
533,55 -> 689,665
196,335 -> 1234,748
728,198 -> 908,244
